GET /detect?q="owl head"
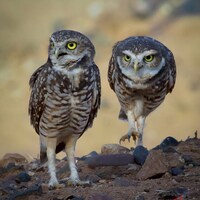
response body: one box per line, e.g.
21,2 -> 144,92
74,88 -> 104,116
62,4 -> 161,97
48,30 -> 95,68
112,36 -> 173,83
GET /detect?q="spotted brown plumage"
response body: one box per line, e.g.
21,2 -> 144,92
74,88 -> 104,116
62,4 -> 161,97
29,30 -> 101,187
108,36 -> 176,145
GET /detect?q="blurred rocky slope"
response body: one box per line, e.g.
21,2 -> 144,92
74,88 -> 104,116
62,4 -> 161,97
0,0 -> 200,158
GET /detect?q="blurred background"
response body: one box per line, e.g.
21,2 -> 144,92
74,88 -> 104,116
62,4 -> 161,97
0,0 -> 200,159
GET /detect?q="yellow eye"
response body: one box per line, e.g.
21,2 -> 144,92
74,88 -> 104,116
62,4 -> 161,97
124,55 -> 131,62
144,55 -> 154,62
67,42 -> 77,50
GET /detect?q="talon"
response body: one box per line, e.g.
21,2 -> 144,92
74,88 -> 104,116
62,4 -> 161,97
119,131 -> 140,144
48,181 -> 64,190
119,134 -> 129,144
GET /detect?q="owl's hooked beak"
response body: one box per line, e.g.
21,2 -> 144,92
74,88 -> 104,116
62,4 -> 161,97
55,48 -> 59,59
55,48 -> 68,59
133,60 -> 139,72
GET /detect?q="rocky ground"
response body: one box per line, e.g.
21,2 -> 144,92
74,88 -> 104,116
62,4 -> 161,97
0,133 -> 200,200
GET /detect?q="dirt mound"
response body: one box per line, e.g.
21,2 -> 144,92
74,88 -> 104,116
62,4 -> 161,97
0,134 -> 200,200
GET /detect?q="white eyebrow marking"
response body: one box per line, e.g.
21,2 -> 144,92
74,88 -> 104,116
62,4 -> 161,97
122,50 -> 136,59
122,49 -> 158,62
137,50 -> 158,61
51,37 -> 56,43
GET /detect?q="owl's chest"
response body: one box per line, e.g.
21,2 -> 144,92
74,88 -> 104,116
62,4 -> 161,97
46,68 -> 92,105
49,67 -> 90,90
115,73 -> 168,115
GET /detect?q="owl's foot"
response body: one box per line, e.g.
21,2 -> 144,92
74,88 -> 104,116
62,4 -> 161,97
119,130 -> 139,144
48,178 -> 65,189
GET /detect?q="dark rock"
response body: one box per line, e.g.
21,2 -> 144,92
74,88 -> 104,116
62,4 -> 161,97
153,136 -> 179,150
157,187 -> 188,199
15,172 -> 31,183
86,154 -> 134,168
170,167 -> 184,176
136,148 -> 183,180
0,162 -> 24,176
177,139 -> 200,165
79,151 -> 98,161
133,145 -> 149,165
6,162 -> 16,171
1,153 -> 27,166
8,184 -> 42,199
136,150 -> 168,180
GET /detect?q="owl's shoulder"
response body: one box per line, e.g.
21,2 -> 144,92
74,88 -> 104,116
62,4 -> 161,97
29,60 -> 51,89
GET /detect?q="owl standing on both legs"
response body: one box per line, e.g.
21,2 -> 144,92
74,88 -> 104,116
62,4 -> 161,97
108,36 -> 176,146
29,30 -> 101,187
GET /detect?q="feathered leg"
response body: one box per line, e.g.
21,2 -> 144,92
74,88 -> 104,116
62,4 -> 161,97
46,137 -> 59,187
40,135 -> 47,163
65,134 -> 89,186
119,111 -> 145,146
136,116 -> 145,146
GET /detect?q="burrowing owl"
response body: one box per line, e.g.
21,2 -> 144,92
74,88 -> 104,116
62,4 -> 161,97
108,36 -> 176,146
29,30 -> 101,187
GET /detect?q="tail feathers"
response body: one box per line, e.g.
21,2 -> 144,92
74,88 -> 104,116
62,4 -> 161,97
118,108 -> 128,121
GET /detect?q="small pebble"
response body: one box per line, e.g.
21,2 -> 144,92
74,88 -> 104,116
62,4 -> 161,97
15,172 -> 31,183
127,163 -> 140,171
157,187 -> 187,198
170,167 -> 184,176
85,174 -> 101,183
41,183 -> 49,193
79,151 -> 98,161
99,179 -> 107,184
188,163 -> 194,167
181,154 -> 193,164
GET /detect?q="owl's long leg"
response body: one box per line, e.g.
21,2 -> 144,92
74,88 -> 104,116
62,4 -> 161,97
136,116 -> 145,146
119,112 -> 145,146
65,134 -> 89,186
40,135 -> 47,163
46,137 -> 59,187
119,111 -> 139,144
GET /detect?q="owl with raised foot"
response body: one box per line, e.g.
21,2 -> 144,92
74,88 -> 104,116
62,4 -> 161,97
108,36 -> 176,146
